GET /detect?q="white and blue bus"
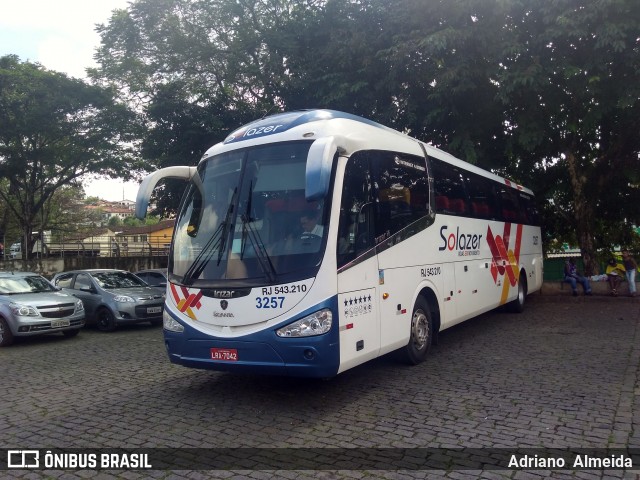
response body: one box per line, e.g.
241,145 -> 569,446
136,110 -> 543,378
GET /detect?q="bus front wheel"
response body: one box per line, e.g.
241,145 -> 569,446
402,297 -> 433,365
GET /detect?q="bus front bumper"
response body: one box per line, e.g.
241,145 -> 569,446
163,304 -> 340,378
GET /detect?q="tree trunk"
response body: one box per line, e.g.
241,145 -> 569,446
565,152 -> 598,275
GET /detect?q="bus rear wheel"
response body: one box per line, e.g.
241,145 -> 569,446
402,297 -> 433,365
508,272 -> 527,313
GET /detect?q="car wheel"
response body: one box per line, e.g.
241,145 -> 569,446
96,308 -> 117,332
401,296 -> 433,365
0,317 -> 14,347
62,329 -> 80,338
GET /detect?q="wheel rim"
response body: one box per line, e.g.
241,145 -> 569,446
411,309 -> 429,350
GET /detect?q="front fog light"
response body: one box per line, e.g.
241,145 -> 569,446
163,311 -> 184,332
276,309 -> 332,337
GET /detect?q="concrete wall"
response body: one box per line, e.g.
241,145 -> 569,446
0,257 -> 168,280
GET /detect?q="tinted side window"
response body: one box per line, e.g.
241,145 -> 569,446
370,151 -> 429,238
432,159 -> 469,216
518,192 -> 540,226
465,172 -> 500,220
148,272 -> 166,283
497,185 -> 521,223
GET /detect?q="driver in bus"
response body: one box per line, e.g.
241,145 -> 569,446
299,208 -> 324,240
268,204 -> 324,256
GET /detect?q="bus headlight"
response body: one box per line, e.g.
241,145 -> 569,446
163,311 -> 184,332
276,309 -> 332,337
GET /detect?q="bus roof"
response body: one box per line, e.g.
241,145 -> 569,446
203,109 -> 532,196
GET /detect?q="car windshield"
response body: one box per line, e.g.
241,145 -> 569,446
92,272 -> 148,289
0,275 -> 56,294
170,141 -> 329,287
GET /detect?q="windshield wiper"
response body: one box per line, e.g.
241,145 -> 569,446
181,188 -> 237,285
240,213 -> 277,283
238,181 -> 277,282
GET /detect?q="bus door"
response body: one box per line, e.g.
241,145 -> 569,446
336,252 -> 380,372
454,259 -> 485,320
336,159 -> 381,372
440,263 -> 457,328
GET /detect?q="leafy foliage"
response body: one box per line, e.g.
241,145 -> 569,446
0,55 -> 139,258
88,0 -> 640,273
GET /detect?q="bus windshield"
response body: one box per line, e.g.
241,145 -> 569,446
171,141 -> 328,286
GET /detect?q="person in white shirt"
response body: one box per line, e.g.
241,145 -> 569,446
299,210 -> 324,239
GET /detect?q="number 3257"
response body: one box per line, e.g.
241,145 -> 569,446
256,296 -> 285,309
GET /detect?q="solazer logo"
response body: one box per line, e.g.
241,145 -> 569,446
438,225 -> 483,255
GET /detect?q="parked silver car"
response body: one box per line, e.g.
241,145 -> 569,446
0,271 -> 85,347
51,269 -> 164,332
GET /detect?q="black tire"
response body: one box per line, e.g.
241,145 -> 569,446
402,297 -> 433,365
508,272 -> 527,313
96,308 -> 117,332
0,317 -> 14,347
62,328 -> 80,338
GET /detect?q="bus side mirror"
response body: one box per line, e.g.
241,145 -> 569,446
135,166 -> 199,219
305,137 -> 340,201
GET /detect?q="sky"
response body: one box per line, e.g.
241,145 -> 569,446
0,0 -> 140,202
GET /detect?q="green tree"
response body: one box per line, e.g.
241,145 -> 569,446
492,0 -> 640,273
91,0 -> 640,272
0,55 -> 140,259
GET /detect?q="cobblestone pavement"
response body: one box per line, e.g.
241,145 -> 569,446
1,295 -> 639,479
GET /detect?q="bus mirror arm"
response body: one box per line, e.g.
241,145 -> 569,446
135,166 -> 199,219
305,136 -> 341,201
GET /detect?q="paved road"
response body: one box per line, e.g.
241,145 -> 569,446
1,295 -> 639,479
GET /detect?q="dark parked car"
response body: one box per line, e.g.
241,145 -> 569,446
134,269 -> 168,289
51,269 -> 164,332
0,271 -> 85,346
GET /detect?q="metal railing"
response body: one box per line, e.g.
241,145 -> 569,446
9,235 -> 171,259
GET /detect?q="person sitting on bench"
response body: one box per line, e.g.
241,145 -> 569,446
563,258 -> 592,296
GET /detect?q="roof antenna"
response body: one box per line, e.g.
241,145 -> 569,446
261,104 -> 278,119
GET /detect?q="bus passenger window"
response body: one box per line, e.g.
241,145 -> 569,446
370,152 -> 429,238
465,171 -> 500,220
432,159 -> 469,216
